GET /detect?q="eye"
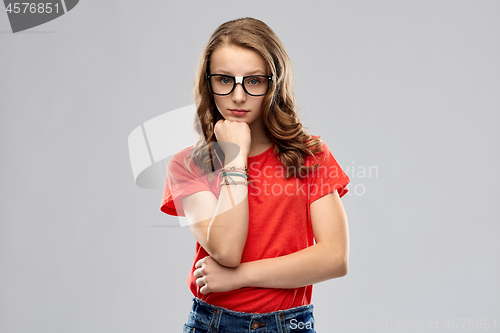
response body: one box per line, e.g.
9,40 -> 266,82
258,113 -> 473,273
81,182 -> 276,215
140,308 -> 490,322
217,76 -> 233,84
247,77 -> 262,85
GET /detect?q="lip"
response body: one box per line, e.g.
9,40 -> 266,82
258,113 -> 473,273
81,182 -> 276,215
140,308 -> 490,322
230,109 -> 249,116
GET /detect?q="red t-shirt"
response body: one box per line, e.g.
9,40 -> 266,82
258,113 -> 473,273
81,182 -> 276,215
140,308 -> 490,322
160,135 -> 350,313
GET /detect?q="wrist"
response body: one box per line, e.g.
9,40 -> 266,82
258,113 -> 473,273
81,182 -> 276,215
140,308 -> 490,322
224,150 -> 248,167
240,149 -> 249,160
235,262 -> 252,288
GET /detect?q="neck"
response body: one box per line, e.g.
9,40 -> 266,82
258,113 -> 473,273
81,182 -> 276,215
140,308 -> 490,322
249,119 -> 271,145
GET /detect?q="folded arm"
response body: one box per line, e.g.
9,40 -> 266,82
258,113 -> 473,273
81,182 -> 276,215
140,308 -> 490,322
182,153 -> 249,268
194,190 -> 349,293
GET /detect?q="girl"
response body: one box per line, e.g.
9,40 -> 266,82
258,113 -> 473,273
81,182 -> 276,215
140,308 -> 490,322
160,17 -> 350,333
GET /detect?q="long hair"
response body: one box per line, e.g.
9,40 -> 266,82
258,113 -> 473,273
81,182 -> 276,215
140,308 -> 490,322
184,17 -> 324,182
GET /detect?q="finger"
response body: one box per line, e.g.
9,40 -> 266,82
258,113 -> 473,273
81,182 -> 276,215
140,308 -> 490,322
195,258 -> 205,269
195,276 -> 206,287
200,284 -> 210,295
193,267 -> 204,278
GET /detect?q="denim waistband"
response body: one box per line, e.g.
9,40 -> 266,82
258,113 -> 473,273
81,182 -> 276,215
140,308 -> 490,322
183,297 -> 315,333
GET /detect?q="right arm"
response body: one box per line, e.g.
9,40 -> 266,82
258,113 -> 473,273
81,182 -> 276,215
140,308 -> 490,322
181,151 -> 249,268
180,119 -> 251,268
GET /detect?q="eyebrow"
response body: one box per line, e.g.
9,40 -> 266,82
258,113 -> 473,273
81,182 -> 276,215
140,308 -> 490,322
213,69 -> 267,76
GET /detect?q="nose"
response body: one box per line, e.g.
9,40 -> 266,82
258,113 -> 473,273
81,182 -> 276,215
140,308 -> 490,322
231,83 -> 247,103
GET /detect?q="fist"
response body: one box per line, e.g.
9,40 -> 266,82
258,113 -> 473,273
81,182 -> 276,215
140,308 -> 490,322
213,119 -> 251,158
193,256 -> 242,294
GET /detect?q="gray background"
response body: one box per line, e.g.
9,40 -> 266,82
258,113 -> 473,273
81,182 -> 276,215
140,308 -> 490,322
1,1 -> 499,332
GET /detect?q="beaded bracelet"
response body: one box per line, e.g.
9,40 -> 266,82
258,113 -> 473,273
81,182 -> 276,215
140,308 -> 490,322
224,172 -> 248,178
219,168 -> 248,181
212,150 -> 253,194
221,172 -> 249,185
218,169 -> 248,176
221,172 -> 248,183
220,165 -> 248,174
220,179 -> 254,186
218,169 -> 248,177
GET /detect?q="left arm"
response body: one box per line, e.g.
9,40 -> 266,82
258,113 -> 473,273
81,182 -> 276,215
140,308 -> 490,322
194,189 -> 349,293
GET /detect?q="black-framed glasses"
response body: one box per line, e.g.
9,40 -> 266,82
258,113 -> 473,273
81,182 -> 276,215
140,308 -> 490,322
205,73 -> 273,97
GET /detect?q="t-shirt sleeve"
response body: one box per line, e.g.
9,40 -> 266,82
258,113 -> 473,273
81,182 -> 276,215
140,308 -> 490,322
308,140 -> 350,204
160,151 -> 213,217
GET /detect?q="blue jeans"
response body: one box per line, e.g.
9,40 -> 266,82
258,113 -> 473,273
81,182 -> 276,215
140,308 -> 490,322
183,297 -> 316,333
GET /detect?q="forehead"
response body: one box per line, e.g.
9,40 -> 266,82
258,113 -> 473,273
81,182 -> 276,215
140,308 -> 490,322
209,44 -> 267,75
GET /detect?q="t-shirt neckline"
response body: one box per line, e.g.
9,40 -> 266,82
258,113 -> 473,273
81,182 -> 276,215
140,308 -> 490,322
247,144 -> 274,160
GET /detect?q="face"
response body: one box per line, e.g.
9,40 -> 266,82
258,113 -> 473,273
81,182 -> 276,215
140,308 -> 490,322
209,44 -> 268,125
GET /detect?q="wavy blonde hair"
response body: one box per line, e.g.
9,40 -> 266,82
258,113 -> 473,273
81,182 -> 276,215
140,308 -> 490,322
185,17 -> 324,182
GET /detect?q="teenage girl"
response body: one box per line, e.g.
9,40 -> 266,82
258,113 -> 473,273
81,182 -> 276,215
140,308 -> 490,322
160,17 -> 351,333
